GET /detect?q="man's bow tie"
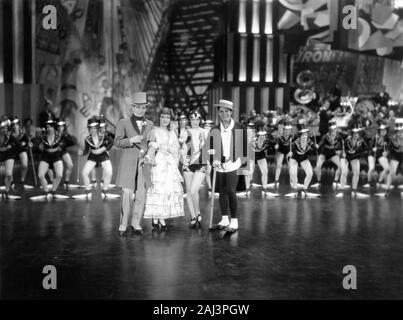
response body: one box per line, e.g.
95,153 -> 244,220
132,115 -> 145,121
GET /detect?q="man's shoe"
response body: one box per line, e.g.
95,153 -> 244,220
119,230 -> 128,237
209,224 -> 228,231
130,226 -> 143,236
224,227 -> 238,234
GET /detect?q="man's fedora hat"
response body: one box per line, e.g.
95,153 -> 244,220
131,92 -> 150,106
214,99 -> 234,111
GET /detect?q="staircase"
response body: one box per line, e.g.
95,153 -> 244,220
144,0 -> 225,117
121,0 -> 172,91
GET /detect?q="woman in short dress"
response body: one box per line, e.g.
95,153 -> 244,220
143,107 -> 185,231
9,116 -> 30,189
289,128 -> 318,197
182,109 -> 208,228
81,117 -> 114,199
37,118 -> 64,199
0,116 -> 19,199
386,126 -> 403,193
56,118 -> 76,189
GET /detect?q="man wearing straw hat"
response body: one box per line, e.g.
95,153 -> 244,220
204,99 -> 248,234
114,92 -> 154,236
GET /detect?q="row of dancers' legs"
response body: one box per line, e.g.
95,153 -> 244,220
244,152 -> 401,196
2,152 -> 114,199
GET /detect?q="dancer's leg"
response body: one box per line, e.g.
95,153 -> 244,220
184,171 -> 196,219
19,152 -> 28,184
351,159 -> 360,190
315,155 -> 325,183
4,159 -> 14,192
62,153 -> 74,183
82,161 -> 97,190
101,160 -> 112,190
300,159 -> 313,190
257,159 -> 268,189
38,161 -> 50,191
51,160 -> 64,192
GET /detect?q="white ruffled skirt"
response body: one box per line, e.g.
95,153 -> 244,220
143,151 -> 185,219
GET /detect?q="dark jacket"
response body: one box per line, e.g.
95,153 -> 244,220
202,120 -> 248,172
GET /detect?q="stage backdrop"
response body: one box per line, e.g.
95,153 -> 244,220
292,46 -> 399,98
35,0 -> 170,139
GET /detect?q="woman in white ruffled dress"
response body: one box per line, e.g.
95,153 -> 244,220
143,108 -> 185,231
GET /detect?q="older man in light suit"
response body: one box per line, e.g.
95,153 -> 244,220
114,92 -> 154,236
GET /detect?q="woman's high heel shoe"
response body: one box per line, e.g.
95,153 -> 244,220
196,213 -> 202,227
189,217 -> 197,229
152,220 -> 159,231
159,220 -> 168,231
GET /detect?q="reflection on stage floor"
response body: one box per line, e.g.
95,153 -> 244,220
1,184 -> 403,299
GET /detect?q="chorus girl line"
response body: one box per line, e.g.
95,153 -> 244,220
1,96 -> 403,238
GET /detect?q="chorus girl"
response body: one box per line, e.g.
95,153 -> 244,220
182,110 -> 208,228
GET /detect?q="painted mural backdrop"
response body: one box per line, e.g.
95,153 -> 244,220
349,0 -> 403,57
35,0 -> 169,138
293,47 -> 386,97
277,0 -> 339,42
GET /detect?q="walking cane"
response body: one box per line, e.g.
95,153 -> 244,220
29,147 -> 37,187
28,137 -> 38,187
76,152 -> 81,184
313,132 -> 319,156
209,168 -> 217,230
286,137 -> 292,165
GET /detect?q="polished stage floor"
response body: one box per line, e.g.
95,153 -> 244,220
1,178 -> 403,300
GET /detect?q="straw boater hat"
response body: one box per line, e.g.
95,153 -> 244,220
257,131 -> 267,136
214,99 -> 234,111
352,127 -> 363,133
131,92 -> 150,106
